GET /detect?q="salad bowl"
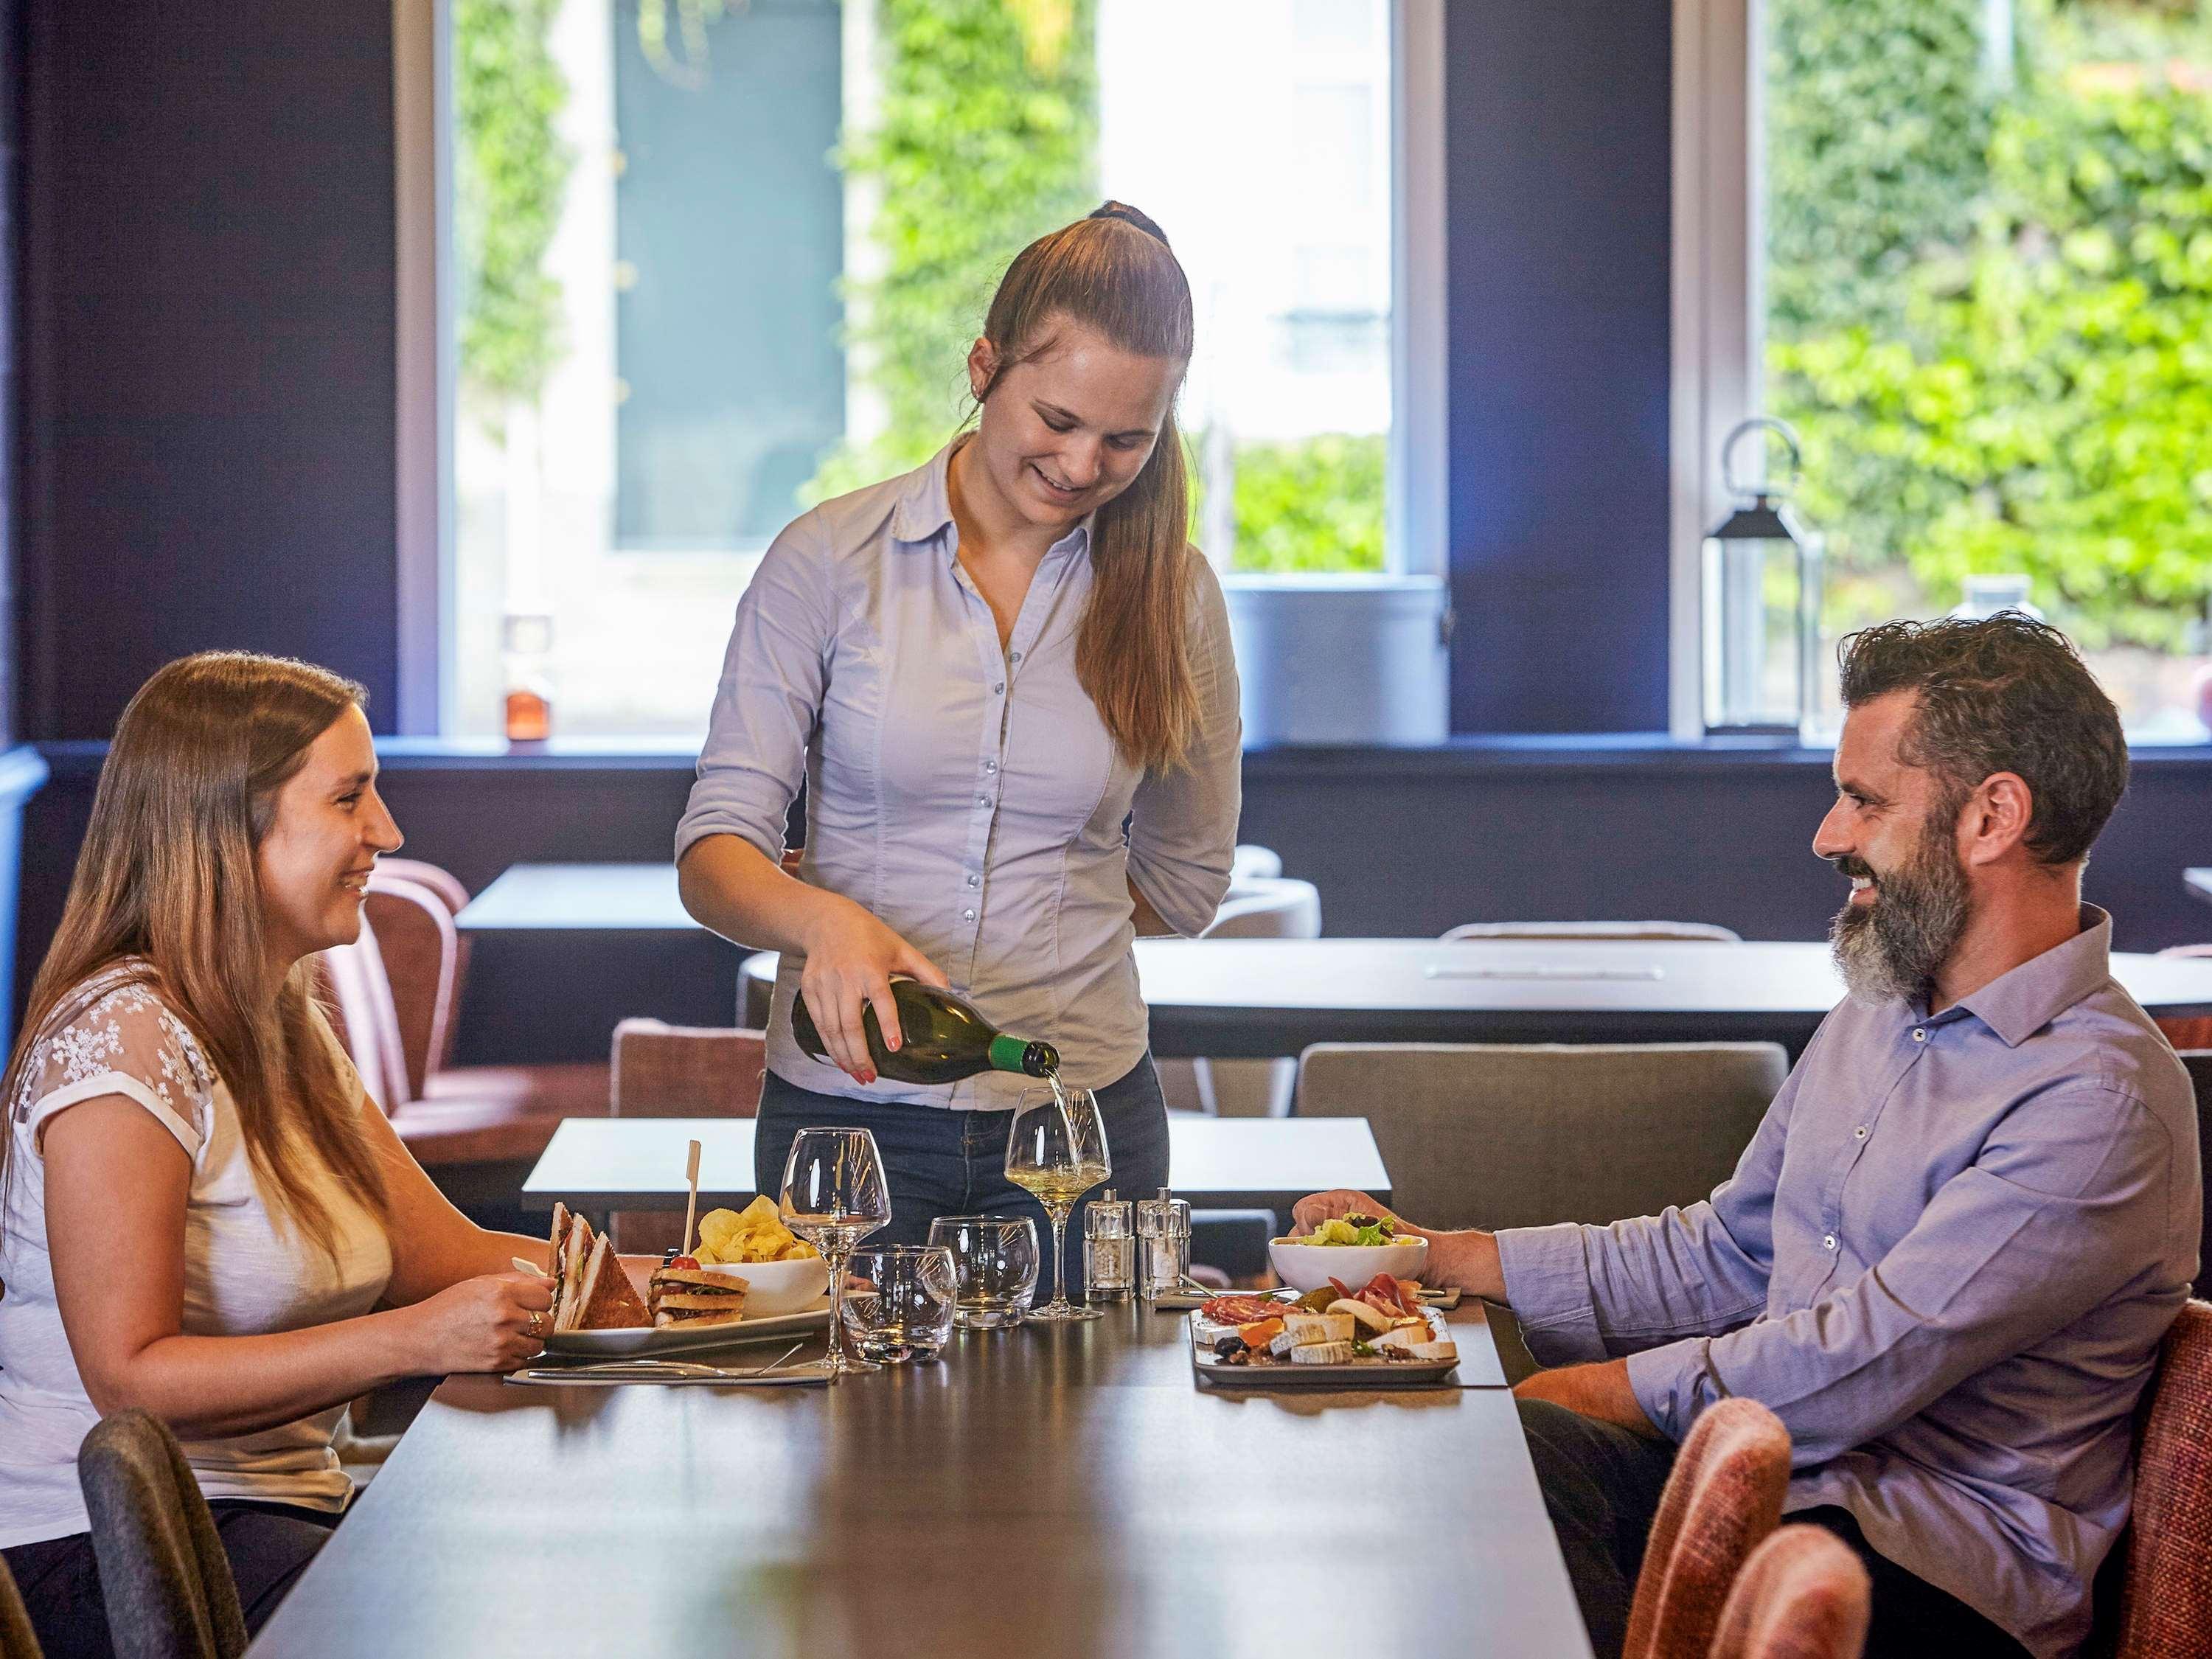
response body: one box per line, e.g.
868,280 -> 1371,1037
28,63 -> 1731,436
1267,1231 -> 1428,1294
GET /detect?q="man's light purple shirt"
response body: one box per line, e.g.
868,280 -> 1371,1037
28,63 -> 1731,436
1498,907 -> 2199,1657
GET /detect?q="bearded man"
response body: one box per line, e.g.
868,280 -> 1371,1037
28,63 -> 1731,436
1298,616 -> 2198,1659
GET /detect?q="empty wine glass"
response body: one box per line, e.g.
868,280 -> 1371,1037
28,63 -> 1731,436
1004,1083 -> 1110,1321
779,1127 -> 892,1378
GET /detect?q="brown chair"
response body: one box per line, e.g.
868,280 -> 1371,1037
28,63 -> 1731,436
1622,1397 -> 1793,1659
607,1019 -> 768,1253
0,1550 -> 41,1659
2107,1299 -> 2212,1658
2156,947 -> 2212,1054
1441,919 -> 1744,943
321,860 -> 609,1169
1709,1525 -> 1871,1659
2183,1051 -> 2212,1298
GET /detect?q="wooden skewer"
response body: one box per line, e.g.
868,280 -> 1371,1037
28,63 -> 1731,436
681,1138 -> 703,1259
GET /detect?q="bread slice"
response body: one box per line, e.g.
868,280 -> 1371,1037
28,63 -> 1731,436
649,1266 -> 751,1329
556,1231 -> 652,1331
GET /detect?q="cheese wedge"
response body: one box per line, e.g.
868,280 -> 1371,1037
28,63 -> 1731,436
1400,1340 -> 1458,1363
1282,1312 -> 1355,1346
1326,1298 -> 1394,1335
1269,1326 -> 1302,1359
1371,1325 -> 1431,1354
1290,1340 -> 1357,1364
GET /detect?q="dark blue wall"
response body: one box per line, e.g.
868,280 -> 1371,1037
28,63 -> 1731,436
1445,2 -> 1675,734
13,0 -> 400,741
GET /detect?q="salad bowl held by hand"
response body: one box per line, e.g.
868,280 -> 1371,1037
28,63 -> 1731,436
1267,1229 -> 1429,1295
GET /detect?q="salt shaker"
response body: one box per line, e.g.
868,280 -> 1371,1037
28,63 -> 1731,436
1135,1188 -> 1192,1303
1084,1189 -> 1134,1302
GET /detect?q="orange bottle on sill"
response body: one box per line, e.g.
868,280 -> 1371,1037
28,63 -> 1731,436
502,613 -> 555,744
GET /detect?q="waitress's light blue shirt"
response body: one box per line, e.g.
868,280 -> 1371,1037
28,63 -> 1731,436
677,442 -> 1242,1109
1498,908 -> 2199,1658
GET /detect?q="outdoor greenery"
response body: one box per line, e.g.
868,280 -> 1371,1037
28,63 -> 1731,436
810,0 -> 1101,496
1765,0 -> 2212,650
1211,435 -> 1388,574
451,0 -> 573,412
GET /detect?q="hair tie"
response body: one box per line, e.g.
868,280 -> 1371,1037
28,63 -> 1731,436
1088,201 -> 1171,248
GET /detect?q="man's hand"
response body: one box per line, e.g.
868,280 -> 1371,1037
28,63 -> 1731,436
1289,1190 -> 1507,1301
1514,1359 -> 1663,1438
1290,1190 -> 1402,1235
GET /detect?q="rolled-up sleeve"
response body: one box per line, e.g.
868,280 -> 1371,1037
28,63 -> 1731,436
1499,1058 -> 1801,1368
675,515 -> 835,866
1124,557 -> 1242,936
1627,1082 -> 2177,1458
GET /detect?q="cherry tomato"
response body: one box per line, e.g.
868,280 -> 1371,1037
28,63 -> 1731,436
669,1255 -> 699,1270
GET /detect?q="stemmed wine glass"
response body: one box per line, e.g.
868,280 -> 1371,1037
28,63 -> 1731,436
1004,1083 -> 1111,1321
779,1127 -> 892,1378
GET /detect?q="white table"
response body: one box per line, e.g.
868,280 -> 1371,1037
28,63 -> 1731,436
523,1114 -> 1391,1216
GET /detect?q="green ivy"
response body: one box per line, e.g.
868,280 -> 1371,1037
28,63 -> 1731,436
1766,0 -> 2212,649
812,0 -> 1099,495
1215,435 -> 1388,574
452,0 -> 573,408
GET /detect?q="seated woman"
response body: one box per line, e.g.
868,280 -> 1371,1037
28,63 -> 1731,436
0,652 -> 557,1658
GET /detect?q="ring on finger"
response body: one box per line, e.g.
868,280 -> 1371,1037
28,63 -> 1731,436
526,1310 -> 545,1339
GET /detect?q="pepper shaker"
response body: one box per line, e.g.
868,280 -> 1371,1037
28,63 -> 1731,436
1135,1187 -> 1192,1303
1084,1189 -> 1134,1302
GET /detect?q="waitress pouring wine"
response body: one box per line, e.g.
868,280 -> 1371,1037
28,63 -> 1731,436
676,204 -> 1242,1292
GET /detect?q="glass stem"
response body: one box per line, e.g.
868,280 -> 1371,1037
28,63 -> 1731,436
824,1242 -> 849,1372
1048,1211 -> 1069,1307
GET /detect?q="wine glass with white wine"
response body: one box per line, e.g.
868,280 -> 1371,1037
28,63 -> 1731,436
1004,1082 -> 1111,1322
779,1127 -> 893,1378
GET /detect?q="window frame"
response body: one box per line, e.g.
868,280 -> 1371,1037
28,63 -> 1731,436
394,0 -> 1451,739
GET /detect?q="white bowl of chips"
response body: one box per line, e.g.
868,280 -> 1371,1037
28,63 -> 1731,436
687,1197 -> 827,1315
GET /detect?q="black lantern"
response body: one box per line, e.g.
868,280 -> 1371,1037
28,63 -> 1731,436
1702,418 -> 1823,737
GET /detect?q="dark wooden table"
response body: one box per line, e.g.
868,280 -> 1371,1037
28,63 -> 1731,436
2188,868 -> 2211,910
246,1301 -> 1589,1658
524,1116 -> 1393,1216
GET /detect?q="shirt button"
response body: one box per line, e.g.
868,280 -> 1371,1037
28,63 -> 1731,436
993,682 -> 1005,695
984,760 -> 998,774
966,874 -> 979,888
1854,1126 -> 1868,1140
1912,1028 -> 1928,1043
1823,1234 -> 1837,1251
1009,651 -> 1022,664
962,908 -> 975,922
976,794 -> 990,808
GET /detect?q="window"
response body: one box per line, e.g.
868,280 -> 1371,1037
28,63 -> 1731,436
1689,0 -> 2212,740
440,0 -> 1417,740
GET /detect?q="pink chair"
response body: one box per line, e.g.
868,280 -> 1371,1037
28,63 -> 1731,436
1710,1525 -> 1871,1659
1622,1397 -> 1794,1659
608,1019 -> 768,1253
2109,1300 -> 2212,1658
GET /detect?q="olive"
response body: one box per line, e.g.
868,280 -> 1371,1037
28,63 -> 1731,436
1214,1335 -> 1247,1359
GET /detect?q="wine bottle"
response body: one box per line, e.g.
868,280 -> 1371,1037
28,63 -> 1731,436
791,978 -> 1060,1084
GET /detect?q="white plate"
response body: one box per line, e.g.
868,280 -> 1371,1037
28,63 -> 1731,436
541,1298 -> 830,1359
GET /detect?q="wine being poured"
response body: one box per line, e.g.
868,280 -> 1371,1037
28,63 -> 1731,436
1004,1077 -> 1112,1322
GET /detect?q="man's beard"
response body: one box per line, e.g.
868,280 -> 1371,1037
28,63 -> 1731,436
1829,813 -> 1972,1005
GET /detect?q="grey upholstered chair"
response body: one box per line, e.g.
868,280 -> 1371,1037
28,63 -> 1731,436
1293,1042 -> 1789,1233
77,1410 -> 246,1659
1,1550 -> 42,1659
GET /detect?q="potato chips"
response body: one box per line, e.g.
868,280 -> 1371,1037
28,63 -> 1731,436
693,1195 -> 819,1265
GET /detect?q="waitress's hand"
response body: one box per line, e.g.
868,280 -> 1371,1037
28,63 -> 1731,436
797,897 -> 949,1081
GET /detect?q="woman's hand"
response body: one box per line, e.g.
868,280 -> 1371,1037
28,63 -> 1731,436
797,896 -> 949,1081
1290,1189 -> 1404,1236
400,1271 -> 554,1375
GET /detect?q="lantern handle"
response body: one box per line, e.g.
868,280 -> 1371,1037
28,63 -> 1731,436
1721,417 -> 1803,501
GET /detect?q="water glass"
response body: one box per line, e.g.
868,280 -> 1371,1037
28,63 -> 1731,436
840,1245 -> 958,1363
928,1215 -> 1040,1329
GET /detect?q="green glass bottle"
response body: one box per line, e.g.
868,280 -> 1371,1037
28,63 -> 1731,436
790,978 -> 1060,1084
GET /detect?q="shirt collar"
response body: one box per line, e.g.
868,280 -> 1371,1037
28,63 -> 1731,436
885,438 -> 1096,563
1947,904 -> 2115,1048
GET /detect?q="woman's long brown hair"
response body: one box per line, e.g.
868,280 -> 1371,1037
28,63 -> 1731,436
1,653 -> 391,1258
975,204 -> 1201,773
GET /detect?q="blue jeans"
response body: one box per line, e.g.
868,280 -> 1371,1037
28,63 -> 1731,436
754,1055 -> 1172,1295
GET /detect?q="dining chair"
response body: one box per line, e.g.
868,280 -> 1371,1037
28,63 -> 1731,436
2106,1299 -> 2212,1658
1621,1397 -> 1792,1659
76,1410 -> 247,1659
2154,946 -> 2212,1053
1229,844 -> 1283,883
0,1551 -> 41,1659
1708,1525 -> 1871,1659
1440,919 -> 1744,944
1293,1042 -> 1787,1232
1157,874 -> 1324,1119
608,1018 -> 768,1253
2183,1052 -> 2212,1298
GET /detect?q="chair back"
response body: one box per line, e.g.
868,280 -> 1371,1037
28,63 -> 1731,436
1293,1042 -> 1787,1231
2112,1299 -> 2212,1658
2183,1052 -> 2211,1298
1229,844 -> 1282,884
76,1409 -> 247,1659
2159,950 -> 2212,1060
0,1551 -> 41,1659
1441,919 -> 1742,944
1159,877 -> 1324,1119
316,915 -> 411,1113
362,874 -> 462,1102
1709,1525 -> 1871,1659
1623,1397 -> 1792,1659
608,1020 -> 769,1253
